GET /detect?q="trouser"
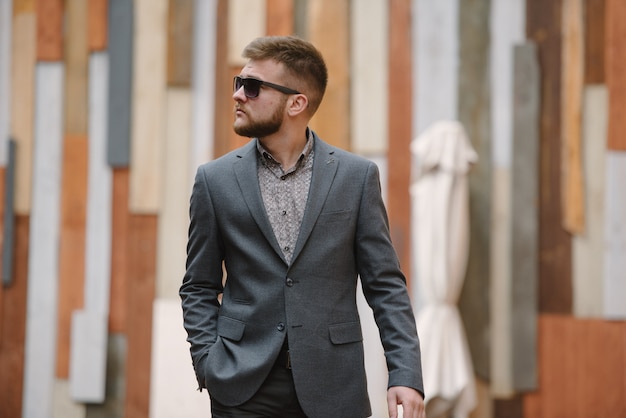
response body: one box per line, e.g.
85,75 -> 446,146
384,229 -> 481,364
210,348 -> 307,418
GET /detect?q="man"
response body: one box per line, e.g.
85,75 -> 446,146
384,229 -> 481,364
180,35 -> 425,418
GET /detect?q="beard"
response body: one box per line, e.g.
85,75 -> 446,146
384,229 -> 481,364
233,98 -> 286,138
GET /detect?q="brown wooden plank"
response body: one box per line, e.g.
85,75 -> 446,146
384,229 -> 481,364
523,315 -> 626,417
266,0 -> 294,36
606,0 -> 626,150
387,0 -> 412,284
0,216 -> 29,418
55,134 -> 88,378
561,0 -> 585,234
64,0 -> 89,136
109,168 -> 129,333
14,0 -> 35,14
167,0 -> 193,87
527,0 -> 573,314
88,0 -> 108,51
36,0 -> 63,61
584,0 -> 605,84
124,215 -> 157,418
307,0 -> 350,151
214,0 -> 232,158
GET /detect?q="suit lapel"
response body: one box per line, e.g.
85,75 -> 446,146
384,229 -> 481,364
233,140 -> 286,262
291,135 -> 338,263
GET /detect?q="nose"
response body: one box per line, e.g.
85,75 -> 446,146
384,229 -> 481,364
233,85 -> 246,101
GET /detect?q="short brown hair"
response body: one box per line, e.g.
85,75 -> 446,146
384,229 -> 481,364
242,36 -> 328,115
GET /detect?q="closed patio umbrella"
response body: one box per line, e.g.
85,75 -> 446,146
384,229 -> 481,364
410,120 -> 477,418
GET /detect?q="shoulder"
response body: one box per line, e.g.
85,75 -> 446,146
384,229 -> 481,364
312,133 -> 376,170
196,139 -> 256,175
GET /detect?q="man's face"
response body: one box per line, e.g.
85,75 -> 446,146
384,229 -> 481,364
233,59 -> 291,138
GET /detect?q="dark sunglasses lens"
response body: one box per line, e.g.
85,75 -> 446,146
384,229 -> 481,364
234,77 -> 261,98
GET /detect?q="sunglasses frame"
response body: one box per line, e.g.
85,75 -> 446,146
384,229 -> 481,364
234,76 -> 301,98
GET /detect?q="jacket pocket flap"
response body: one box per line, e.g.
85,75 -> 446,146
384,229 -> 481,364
217,315 -> 245,341
329,322 -> 363,345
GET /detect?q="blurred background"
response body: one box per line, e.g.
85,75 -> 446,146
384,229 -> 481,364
0,0 -> 625,417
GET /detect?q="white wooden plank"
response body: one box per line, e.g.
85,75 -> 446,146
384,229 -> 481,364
69,52 -> 112,402
487,0 -> 526,397
149,299 -> 211,418
227,0 -> 265,66
22,62 -> 65,418
604,151 -> 626,319
350,0 -> 388,156
130,0 -> 168,213
0,0 -> 12,165
157,88 -> 191,299
190,0 -> 217,180
573,85 -> 607,318
412,0 -> 460,136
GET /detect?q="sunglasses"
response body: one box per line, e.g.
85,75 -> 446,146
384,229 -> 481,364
233,76 -> 301,98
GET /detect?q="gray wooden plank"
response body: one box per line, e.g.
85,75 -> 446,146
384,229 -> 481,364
604,151 -> 626,319
413,0 -> 460,136
107,0 -> 133,167
510,42 -> 540,391
2,139 -> 16,286
457,0 -> 492,381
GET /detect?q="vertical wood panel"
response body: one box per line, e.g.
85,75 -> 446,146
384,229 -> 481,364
414,0 -> 459,135
23,62 -> 64,418
388,0 -> 412,283
190,0 -> 218,178
69,52 -> 113,402
606,0 -> 626,150
561,0 -> 585,234
351,0 -> 388,156
156,89 -> 191,299
266,0 -> 294,35
124,215 -> 157,418
307,0 -> 350,150
573,86 -> 607,317
458,0 -> 492,381
489,0 -> 526,395
109,169 -> 130,333
64,0 -> 89,136
0,1 -> 12,166
527,0 -> 573,314
510,43 -> 540,391
11,12 -> 35,215
213,0 -> 231,159
584,0 -> 605,84
107,0 -> 133,167
55,134 -> 88,379
0,216 -> 28,418
36,0 -> 63,61
88,0 -> 108,51
167,0 -> 194,87
130,0 -> 168,213
523,315 -> 626,417
603,152 -> 626,318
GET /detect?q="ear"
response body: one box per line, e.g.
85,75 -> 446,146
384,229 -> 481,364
286,94 -> 309,116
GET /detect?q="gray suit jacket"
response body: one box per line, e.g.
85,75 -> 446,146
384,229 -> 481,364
180,133 -> 423,418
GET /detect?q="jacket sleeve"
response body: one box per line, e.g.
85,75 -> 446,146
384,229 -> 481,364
179,166 -> 225,389
355,162 -> 425,397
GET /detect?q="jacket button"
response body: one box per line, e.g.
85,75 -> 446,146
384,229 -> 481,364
277,323 -> 285,332
286,278 -> 294,287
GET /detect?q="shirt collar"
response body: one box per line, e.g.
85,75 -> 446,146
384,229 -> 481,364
256,128 -> 314,167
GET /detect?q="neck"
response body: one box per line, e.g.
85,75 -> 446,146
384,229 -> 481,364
259,128 -> 308,170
